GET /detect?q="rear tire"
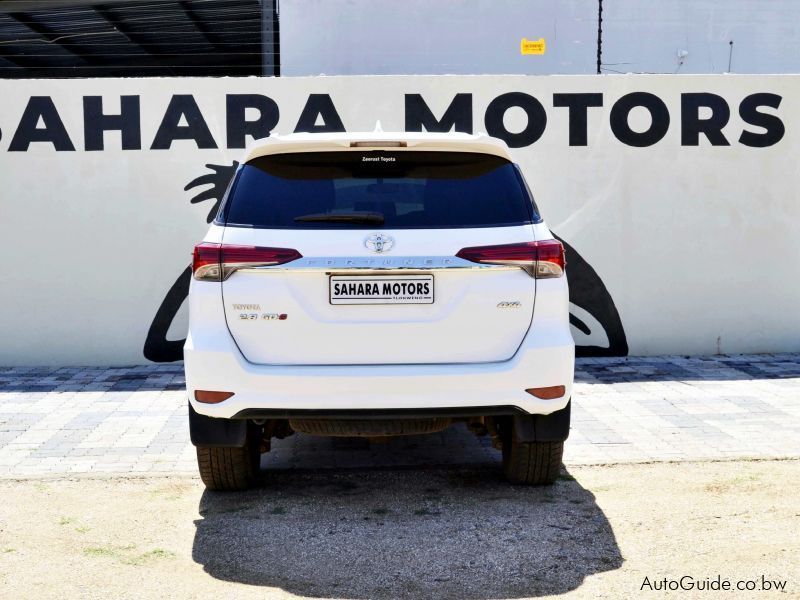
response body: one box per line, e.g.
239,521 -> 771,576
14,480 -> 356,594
196,423 -> 261,491
501,424 -> 563,485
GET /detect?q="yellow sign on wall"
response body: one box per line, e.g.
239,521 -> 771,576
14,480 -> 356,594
520,38 -> 546,55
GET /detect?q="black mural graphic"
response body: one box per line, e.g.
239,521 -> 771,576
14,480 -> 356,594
557,236 -> 628,356
185,161 -> 240,223
143,163 -> 628,362
143,265 -> 191,363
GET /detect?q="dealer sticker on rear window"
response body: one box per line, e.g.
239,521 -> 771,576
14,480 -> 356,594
330,275 -> 434,305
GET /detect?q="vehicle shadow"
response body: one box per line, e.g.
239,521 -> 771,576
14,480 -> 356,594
191,463 -> 622,598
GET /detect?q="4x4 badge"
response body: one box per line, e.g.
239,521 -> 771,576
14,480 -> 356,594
364,233 -> 395,253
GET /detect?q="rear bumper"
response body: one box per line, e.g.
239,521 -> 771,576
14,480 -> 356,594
185,320 -> 574,420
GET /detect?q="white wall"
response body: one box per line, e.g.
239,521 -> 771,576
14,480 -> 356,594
280,0 -> 598,75
280,0 -> 800,75
602,0 -> 800,74
0,75 -> 798,365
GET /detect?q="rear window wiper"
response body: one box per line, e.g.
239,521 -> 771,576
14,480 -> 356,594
294,211 -> 385,224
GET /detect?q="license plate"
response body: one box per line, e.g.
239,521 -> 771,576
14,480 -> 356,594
329,275 -> 434,305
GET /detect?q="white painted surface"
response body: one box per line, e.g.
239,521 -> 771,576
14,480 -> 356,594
601,0 -> 800,75
0,75 -> 798,365
279,0 -> 800,76
280,0 -> 598,75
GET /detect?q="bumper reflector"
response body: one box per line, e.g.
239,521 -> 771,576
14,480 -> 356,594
525,385 -> 566,400
195,390 -> 235,404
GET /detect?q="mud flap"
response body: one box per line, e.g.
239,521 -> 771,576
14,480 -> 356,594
189,402 -> 248,448
513,400 -> 571,443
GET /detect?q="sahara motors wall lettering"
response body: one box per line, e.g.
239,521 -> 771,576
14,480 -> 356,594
0,75 -> 797,365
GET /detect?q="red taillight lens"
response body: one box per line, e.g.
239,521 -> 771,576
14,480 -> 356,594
193,242 -> 222,281
533,239 -> 566,279
192,243 -> 302,281
456,240 -> 565,278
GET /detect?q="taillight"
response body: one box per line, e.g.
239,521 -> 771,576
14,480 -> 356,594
193,242 -> 222,281
455,239 -> 565,278
192,243 -> 302,281
533,239 -> 566,278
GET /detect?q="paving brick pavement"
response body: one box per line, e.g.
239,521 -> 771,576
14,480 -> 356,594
0,355 -> 798,477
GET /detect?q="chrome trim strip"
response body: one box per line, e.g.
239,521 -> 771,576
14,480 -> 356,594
237,256 -> 515,273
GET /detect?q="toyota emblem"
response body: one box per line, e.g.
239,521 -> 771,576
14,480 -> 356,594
364,233 -> 395,253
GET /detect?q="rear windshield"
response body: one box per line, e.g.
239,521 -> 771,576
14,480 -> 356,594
219,151 -> 538,229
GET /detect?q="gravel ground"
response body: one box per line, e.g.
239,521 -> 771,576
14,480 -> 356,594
0,460 -> 798,599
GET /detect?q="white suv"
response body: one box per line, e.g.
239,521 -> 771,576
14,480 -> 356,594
185,132 -> 574,490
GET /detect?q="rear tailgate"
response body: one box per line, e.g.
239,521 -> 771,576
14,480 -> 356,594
216,148 -> 539,366
220,227 -> 536,365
